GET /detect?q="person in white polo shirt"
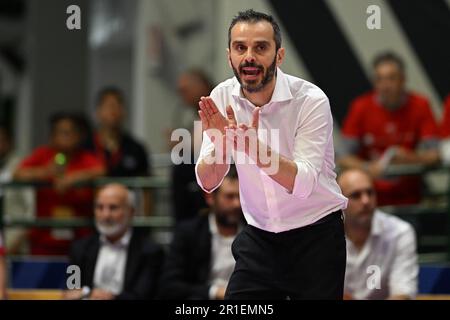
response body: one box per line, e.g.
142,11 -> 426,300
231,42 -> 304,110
195,9 -> 348,299
337,168 -> 418,300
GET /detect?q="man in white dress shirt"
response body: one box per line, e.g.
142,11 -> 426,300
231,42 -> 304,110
337,168 -> 418,300
195,9 -> 348,299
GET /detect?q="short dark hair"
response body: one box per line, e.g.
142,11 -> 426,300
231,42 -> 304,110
96,86 -> 125,107
373,52 -> 405,73
228,9 -> 282,52
225,165 -> 238,180
213,165 -> 238,195
49,112 -> 85,134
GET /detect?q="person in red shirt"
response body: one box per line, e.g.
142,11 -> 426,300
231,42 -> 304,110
14,113 -> 106,255
339,52 -> 440,206
0,231 -> 6,299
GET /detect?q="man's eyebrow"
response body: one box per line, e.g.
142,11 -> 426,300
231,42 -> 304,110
254,40 -> 271,45
231,40 -> 272,47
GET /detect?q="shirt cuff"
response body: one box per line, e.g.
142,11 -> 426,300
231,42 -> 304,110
208,284 -> 220,300
290,161 -> 318,199
195,158 -> 230,194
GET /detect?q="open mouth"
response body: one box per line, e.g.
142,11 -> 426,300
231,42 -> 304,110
241,67 -> 262,80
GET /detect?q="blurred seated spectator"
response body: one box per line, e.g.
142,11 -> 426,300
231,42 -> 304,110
439,94 -> 450,166
85,87 -> 151,177
0,231 -> 6,299
0,125 -> 35,254
158,166 -> 244,300
339,52 -> 440,206
64,184 -> 163,300
170,69 -> 213,223
338,168 -> 418,300
13,113 -> 105,255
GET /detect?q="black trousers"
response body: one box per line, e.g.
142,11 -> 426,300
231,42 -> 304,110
225,211 -> 346,300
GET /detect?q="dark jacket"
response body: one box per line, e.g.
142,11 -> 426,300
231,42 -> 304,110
69,229 -> 164,300
84,132 -> 151,177
158,214 -> 213,299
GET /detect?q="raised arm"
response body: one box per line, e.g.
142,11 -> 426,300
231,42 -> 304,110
195,97 -> 234,192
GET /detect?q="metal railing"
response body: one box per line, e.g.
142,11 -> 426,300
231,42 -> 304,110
0,176 -> 174,231
1,163 -> 450,260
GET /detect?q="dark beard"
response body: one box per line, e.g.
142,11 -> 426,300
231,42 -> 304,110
232,55 -> 277,93
215,210 -> 243,228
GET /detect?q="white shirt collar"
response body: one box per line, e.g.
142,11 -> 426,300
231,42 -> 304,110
209,213 -> 219,236
231,68 -> 294,104
346,210 -> 383,252
370,210 -> 384,237
100,228 -> 132,248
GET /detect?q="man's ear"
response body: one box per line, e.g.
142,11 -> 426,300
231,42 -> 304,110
276,47 -> 285,67
227,48 -> 232,69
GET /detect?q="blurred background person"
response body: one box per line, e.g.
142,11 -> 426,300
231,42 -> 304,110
440,94 -> 450,166
13,113 -> 105,255
338,52 -> 440,206
169,69 -> 213,223
170,69 -> 214,139
158,166 -> 244,300
65,184 -> 164,300
338,168 -> 418,300
86,87 -> 151,177
0,125 -> 35,254
0,231 -> 6,300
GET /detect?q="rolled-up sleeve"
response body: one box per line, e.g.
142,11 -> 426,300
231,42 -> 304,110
195,131 -> 230,193
290,96 -> 333,199
389,226 -> 419,298
194,89 -> 230,194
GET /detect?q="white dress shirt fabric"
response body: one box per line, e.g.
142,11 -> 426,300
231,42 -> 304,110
207,214 -> 239,299
93,229 -> 132,295
195,68 -> 348,233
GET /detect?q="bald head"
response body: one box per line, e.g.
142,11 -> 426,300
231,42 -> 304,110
338,168 -> 377,228
95,184 -> 135,240
97,183 -> 135,209
338,169 -> 373,194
